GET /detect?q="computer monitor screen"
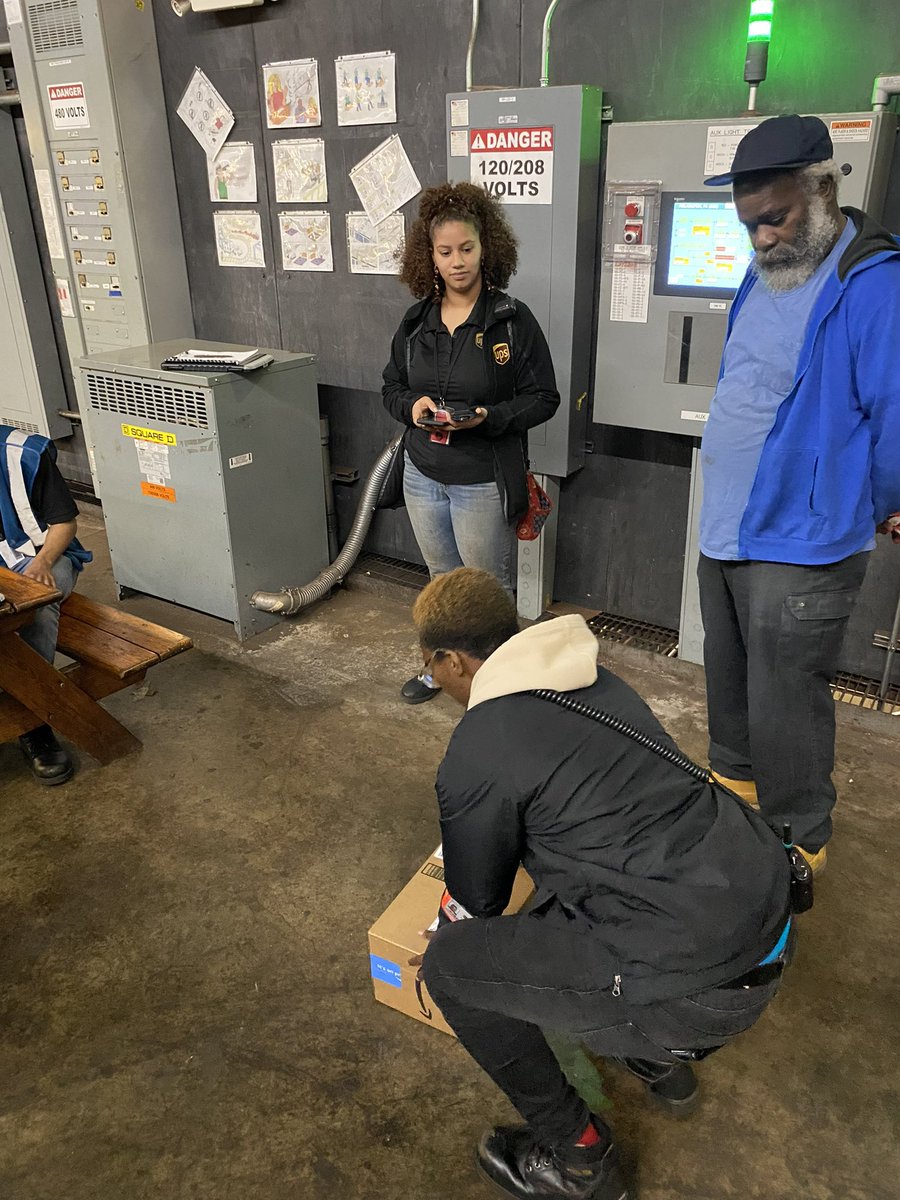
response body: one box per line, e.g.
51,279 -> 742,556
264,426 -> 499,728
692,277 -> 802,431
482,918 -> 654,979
654,191 -> 754,298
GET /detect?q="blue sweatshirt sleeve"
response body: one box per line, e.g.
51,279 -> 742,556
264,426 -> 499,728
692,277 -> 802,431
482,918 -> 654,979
848,259 -> 900,521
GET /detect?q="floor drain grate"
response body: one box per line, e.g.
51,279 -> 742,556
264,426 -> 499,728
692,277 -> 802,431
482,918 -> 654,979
355,553 -> 429,590
832,672 -> 900,715
352,562 -> 899,712
587,612 -> 679,657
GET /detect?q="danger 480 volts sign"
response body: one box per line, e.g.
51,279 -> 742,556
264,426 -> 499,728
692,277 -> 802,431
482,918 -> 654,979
47,82 -> 90,130
469,127 -> 554,205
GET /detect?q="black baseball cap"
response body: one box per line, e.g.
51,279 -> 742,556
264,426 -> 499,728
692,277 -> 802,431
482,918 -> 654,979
704,114 -> 833,186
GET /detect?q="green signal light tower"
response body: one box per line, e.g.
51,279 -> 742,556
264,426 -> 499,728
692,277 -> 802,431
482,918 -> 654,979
744,0 -> 775,111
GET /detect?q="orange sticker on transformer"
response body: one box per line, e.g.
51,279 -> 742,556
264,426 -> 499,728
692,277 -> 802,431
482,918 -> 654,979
141,482 -> 176,502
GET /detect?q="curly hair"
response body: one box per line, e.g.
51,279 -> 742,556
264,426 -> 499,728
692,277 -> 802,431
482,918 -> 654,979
398,182 -> 518,299
412,567 -> 519,661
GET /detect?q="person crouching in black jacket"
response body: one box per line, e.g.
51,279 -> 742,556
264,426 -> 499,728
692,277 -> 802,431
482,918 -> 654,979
413,568 -> 792,1200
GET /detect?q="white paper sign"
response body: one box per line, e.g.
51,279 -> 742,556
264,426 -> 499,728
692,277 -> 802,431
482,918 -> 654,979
47,82 -> 90,130
704,123 -> 758,177
609,261 -> 651,323
273,139 -> 327,203
450,130 -> 468,157
134,441 -> 171,483
450,99 -> 469,127
469,127 -> 553,205
34,168 -> 64,260
55,277 -> 74,318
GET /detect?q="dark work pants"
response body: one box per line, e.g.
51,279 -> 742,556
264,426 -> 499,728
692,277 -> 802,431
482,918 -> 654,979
422,909 -> 782,1145
698,552 -> 869,852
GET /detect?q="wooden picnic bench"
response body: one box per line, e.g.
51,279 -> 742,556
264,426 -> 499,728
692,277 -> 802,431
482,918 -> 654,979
0,567 -> 191,765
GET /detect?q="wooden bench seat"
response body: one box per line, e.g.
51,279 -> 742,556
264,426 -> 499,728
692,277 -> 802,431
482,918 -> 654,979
0,592 -> 192,761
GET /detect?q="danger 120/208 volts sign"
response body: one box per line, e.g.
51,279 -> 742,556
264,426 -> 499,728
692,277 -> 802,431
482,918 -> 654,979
469,127 -> 554,204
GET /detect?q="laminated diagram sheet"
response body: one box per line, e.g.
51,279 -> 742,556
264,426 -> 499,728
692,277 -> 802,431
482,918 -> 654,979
177,67 -> 234,160
264,59 -> 321,129
347,211 -> 404,275
279,211 -> 334,271
336,52 -> 396,126
349,135 -> 420,227
273,139 -> 328,203
209,142 -> 257,203
214,210 -> 265,268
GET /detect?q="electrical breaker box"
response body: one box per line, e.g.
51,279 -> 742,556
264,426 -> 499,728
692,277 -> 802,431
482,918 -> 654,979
8,0 -> 193,434
0,110 -> 68,437
75,342 -> 329,641
446,86 -> 602,478
593,112 -> 897,437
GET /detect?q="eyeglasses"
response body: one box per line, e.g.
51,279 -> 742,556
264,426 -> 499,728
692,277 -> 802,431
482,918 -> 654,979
423,648 -> 447,675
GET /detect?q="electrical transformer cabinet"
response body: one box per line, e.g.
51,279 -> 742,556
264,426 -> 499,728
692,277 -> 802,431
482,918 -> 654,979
76,343 -> 329,640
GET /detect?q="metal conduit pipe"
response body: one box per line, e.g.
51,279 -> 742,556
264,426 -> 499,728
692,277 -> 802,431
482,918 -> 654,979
871,72 -> 900,111
250,433 -> 403,616
0,92 -> 21,107
465,0 -> 480,91
540,0 -> 562,87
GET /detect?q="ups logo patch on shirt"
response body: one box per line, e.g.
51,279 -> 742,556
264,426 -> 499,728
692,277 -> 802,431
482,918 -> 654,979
475,332 -> 484,349
493,342 -> 510,366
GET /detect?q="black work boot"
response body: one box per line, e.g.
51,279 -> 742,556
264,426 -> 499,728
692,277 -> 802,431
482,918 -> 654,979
400,672 -> 441,704
618,1057 -> 699,1116
18,725 -> 74,786
476,1124 -> 629,1200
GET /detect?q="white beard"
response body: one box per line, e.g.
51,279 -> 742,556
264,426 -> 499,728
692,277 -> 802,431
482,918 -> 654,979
754,194 -> 841,293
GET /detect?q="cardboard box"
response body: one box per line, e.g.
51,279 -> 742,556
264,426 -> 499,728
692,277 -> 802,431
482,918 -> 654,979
368,845 -> 534,1036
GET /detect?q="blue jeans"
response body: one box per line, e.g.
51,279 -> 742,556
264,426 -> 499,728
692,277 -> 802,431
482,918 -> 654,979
13,555 -> 77,665
403,453 -> 513,592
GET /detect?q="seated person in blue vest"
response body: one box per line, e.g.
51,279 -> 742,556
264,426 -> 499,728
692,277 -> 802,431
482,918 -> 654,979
412,568 -> 792,1200
699,115 -> 900,875
0,426 -> 92,785
383,182 -> 559,704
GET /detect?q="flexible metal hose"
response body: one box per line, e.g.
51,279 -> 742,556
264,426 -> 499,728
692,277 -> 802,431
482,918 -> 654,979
250,433 -> 403,616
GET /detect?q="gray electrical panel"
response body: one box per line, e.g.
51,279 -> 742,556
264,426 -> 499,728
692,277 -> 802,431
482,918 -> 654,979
7,0 -> 192,437
593,112 -> 897,437
0,109 -> 68,437
446,86 -> 602,478
75,343 -> 329,641
592,111 -> 898,665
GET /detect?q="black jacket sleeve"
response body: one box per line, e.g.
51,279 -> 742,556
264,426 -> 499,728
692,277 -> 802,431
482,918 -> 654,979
480,301 -> 560,439
382,321 -> 423,428
434,729 -> 523,918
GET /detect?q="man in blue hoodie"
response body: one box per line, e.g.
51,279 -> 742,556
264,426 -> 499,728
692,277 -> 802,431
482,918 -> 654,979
700,115 -> 900,874
0,426 -> 92,784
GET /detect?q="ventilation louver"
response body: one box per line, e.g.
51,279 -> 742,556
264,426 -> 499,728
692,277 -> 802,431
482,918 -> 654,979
27,0 -> 84,56
85,372 -> 209,430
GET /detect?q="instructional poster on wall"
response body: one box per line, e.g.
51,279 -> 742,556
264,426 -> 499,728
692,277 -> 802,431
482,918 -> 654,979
214,210 -> 265,268
264,59 -> 321,128
609,261 -> 651,323
208,142 -> 257,203
279,211 -> 333,271
335,51 -> 396,126
349,135 -> 420,227
273,139 -> 328,203
347,211 -> 403,275
177,67 -> 235,160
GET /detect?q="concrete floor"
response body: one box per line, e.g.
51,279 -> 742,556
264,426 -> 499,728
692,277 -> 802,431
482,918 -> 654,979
1,503 -> 898,1200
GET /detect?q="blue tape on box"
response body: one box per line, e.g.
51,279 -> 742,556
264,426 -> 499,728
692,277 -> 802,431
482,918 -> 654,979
370,953 -> 403,989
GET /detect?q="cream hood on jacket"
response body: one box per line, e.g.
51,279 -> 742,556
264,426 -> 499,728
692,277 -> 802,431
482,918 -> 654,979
467,614 -> 600,710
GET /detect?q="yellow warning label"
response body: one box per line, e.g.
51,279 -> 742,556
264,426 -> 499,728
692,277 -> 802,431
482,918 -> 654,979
122,423 -> 177,446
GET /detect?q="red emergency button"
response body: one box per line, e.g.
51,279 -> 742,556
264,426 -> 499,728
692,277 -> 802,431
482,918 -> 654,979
624,202 -> 641,218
